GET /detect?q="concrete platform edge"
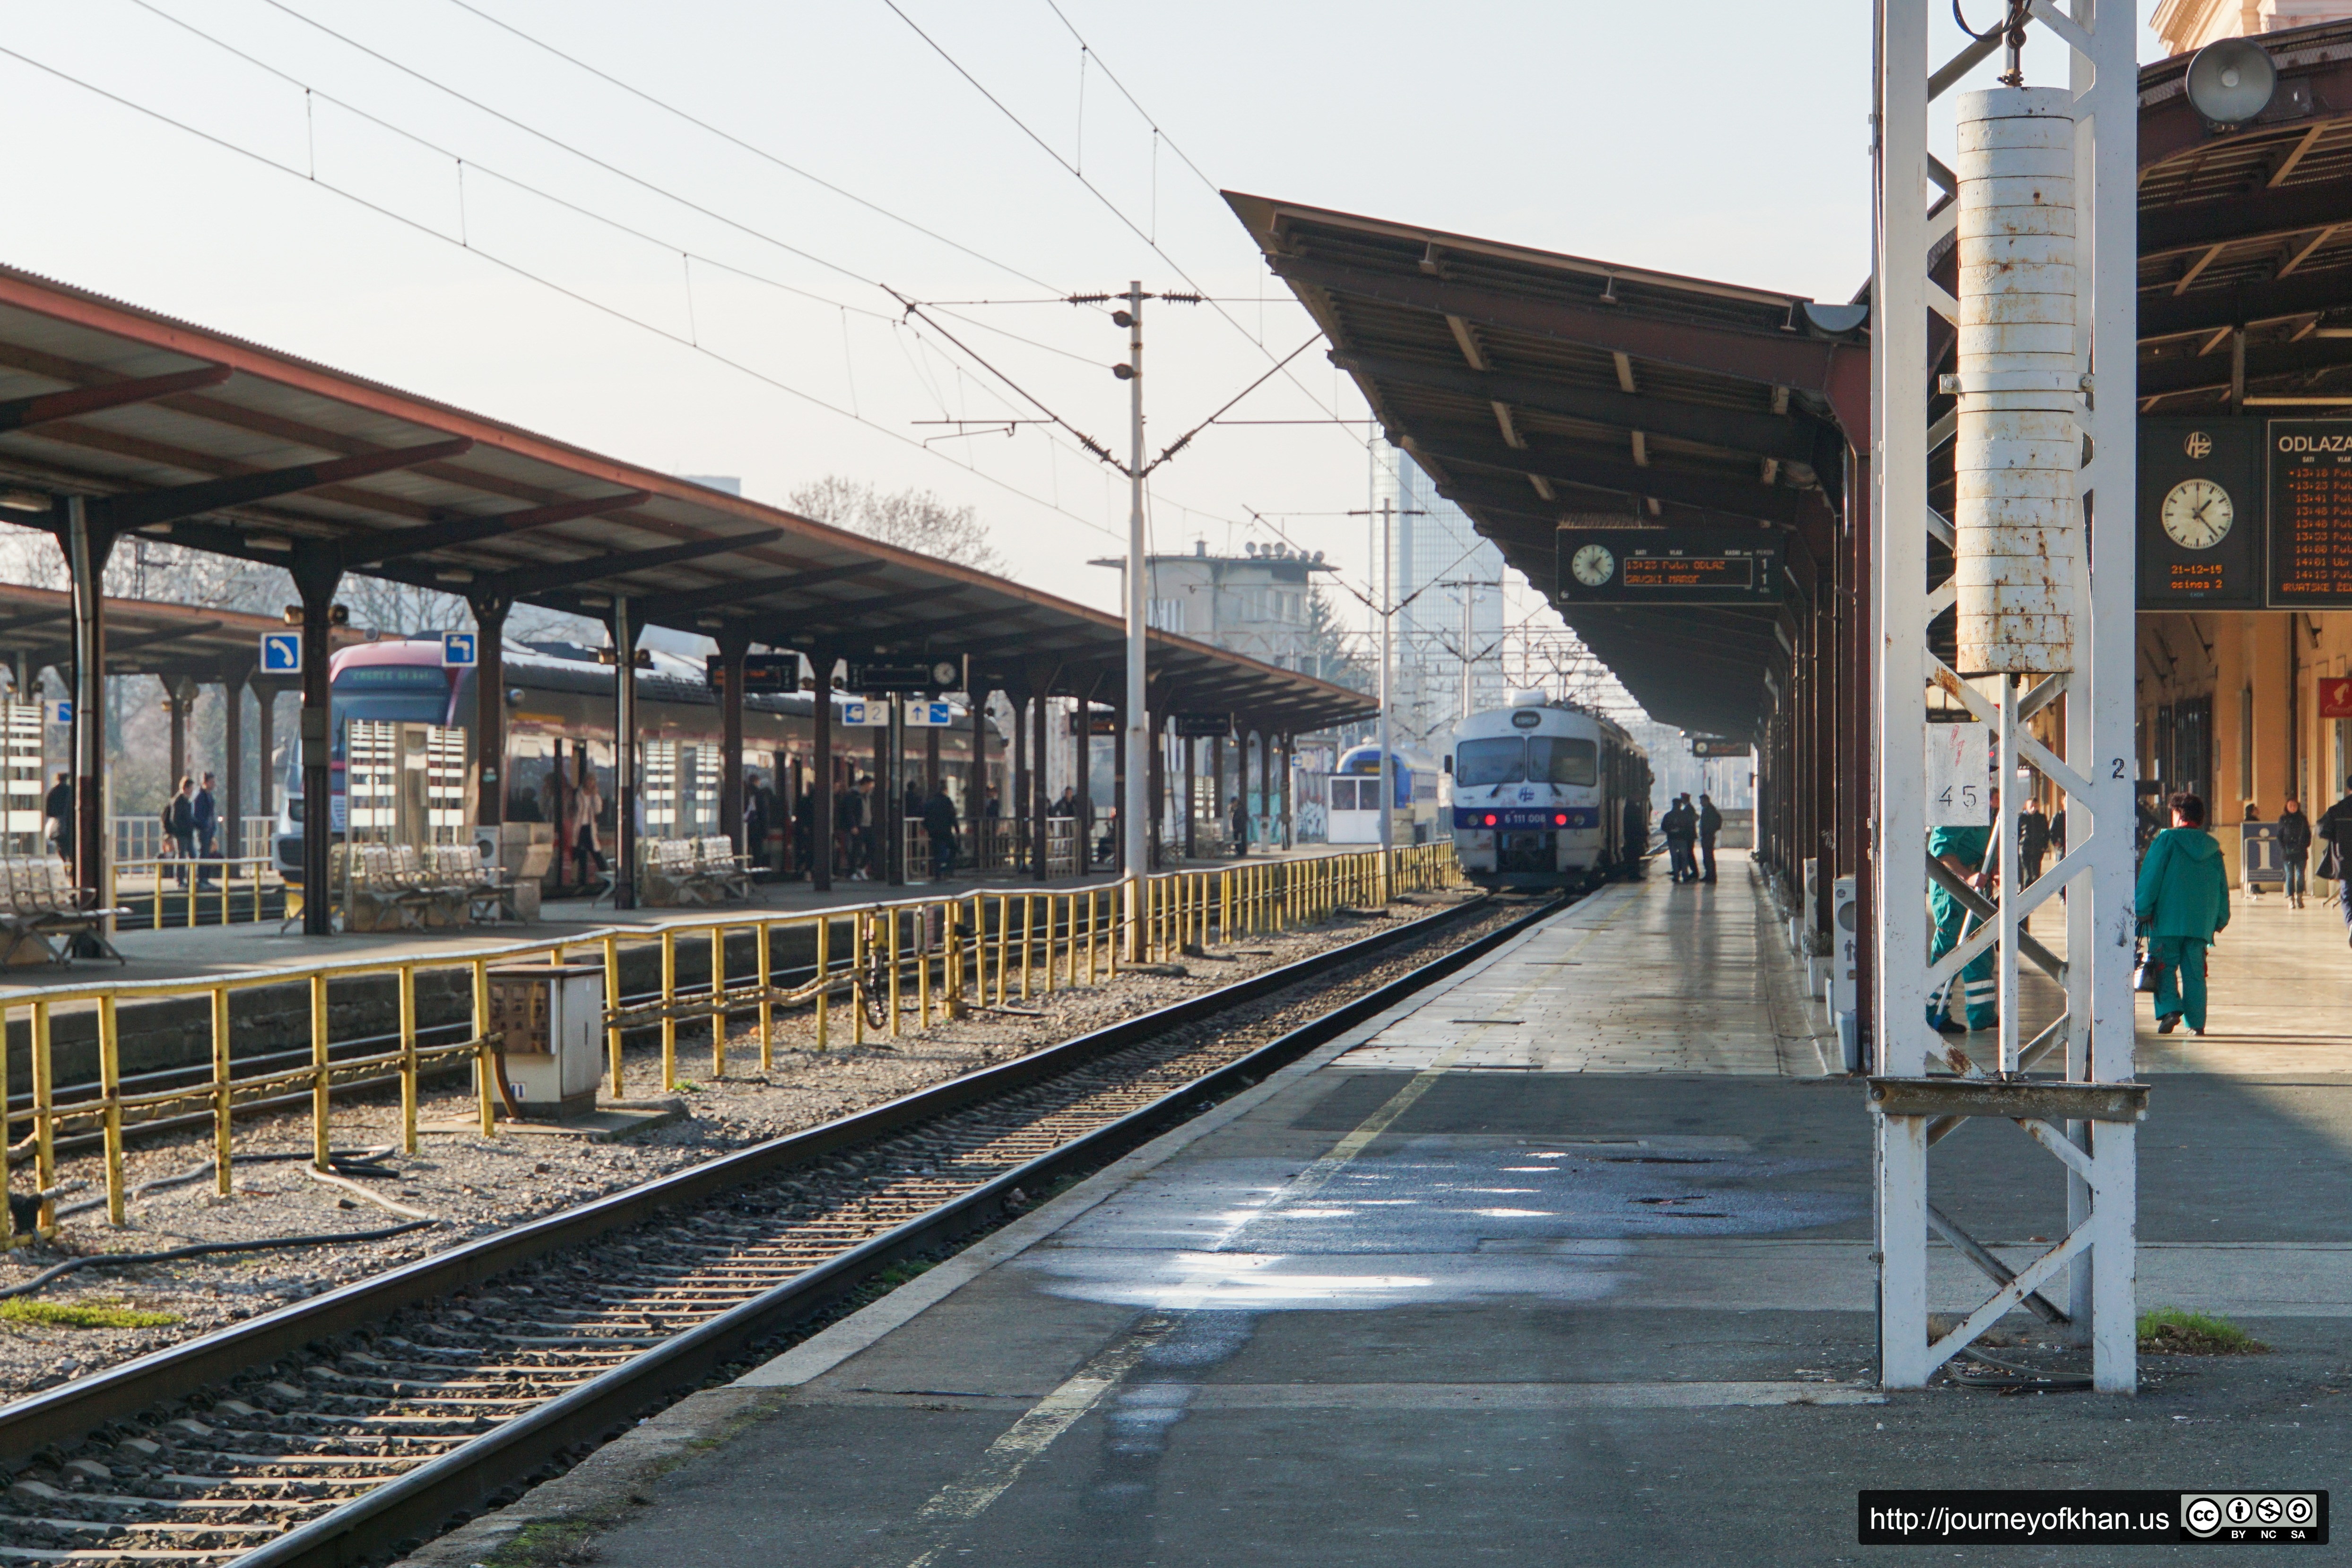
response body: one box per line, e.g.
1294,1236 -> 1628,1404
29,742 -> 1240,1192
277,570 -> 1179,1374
387,893 -> 1587,1568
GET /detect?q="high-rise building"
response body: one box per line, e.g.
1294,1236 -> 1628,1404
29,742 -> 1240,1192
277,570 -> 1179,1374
1382,454 -> 1509,747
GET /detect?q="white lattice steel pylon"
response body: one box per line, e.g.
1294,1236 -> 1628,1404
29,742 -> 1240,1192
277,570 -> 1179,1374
1872,0 -> 2139,1393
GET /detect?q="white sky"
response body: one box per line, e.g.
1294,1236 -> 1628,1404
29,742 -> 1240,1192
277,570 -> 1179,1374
0,0 -> 2172,636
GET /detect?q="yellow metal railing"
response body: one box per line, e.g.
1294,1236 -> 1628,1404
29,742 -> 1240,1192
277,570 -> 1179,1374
106,854 -> 282,929
0,843 -> 1461,1248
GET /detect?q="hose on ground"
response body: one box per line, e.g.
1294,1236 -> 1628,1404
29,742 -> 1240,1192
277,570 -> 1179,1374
0,1218 -> 437,1301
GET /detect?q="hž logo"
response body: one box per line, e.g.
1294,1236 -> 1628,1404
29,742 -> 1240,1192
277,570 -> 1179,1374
2180,1493 -> 2320,1538
2184,430 -> 2213,461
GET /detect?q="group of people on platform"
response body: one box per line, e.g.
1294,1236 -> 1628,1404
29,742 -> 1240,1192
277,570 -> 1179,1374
1658,792 -> 1722,884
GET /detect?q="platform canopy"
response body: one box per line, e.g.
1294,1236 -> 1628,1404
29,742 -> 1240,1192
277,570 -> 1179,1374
1227,192 -> 1868,743
0,265 -> 1371,736
0,581 -> 365,684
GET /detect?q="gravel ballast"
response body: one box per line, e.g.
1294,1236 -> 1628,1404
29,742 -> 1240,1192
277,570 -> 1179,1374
0,890 -> 1511,1402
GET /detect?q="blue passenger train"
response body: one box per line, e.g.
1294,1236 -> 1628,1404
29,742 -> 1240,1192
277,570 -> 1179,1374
1447,691 -> 1651,890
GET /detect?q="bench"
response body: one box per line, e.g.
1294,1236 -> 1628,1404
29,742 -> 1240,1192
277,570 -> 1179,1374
636,838 -> 752,906
0,855 -> 129,965
334,843 -> 511,930
695,836 -> 753,901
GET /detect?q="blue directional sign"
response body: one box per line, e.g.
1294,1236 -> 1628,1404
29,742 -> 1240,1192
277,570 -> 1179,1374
46,701 -> 70,726
903,700 -> 954,728
260,632 -> 302,674
440,631 -> 477,668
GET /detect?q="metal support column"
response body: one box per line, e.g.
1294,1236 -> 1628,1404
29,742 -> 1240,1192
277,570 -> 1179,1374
715,627 -> 748,856
221,658 -> 250,860
470,596 -> 510,833
1871,0 -> 2137,1392
289,548 -> 340,937
63,498 -> 112,920
610,594 -> 639,911
811,646 -> 835,892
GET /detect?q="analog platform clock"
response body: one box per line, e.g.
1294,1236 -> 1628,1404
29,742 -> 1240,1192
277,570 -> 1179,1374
2161,476 -> 2234,550
1570,542 -> 1615,586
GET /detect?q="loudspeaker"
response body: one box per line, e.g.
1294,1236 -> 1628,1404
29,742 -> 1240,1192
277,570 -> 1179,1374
2186,37 -> 2276,127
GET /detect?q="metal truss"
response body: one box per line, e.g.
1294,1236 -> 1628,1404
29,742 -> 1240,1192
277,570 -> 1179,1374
1872,0 -> 2139,1392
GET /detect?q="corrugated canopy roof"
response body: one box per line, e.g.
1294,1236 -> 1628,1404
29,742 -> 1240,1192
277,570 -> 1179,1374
0,265 -> 1372,736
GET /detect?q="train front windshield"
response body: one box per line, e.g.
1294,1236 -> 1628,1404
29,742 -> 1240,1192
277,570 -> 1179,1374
1455,736 -> 1597,788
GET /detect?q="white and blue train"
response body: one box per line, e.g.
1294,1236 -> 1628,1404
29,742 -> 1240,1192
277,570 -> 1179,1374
1447,691 -> 1652,890
1324,744 -> 1441,846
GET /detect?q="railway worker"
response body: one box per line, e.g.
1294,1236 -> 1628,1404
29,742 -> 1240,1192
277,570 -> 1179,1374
923,783 -> 960,881
2135,792 -> 2229,1037
1926,787 -> 1998,1034
42,771 -> 71,862
2280,797 -> 2312,910
1696,793 -> 1722,884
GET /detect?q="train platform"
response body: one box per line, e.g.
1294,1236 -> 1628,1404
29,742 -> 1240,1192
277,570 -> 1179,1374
0,841 -> 1361,996
408,854 -> 2352,1566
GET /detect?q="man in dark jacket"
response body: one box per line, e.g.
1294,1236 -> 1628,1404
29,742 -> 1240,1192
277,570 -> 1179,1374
192,771 -> 220,885
2317,775 -> 2352,942
1622,797 -> 1648,876
2018,799 -> 2050,884
165,776 -> 197,887
2136,792 -> 2230,1036
43,771 -> 73,862
2280,797 -> 2313,910
1661,795 -> 1698,884
922,785 -> 959,881
835,778 -> 866,880
1696,794 -> 1723,883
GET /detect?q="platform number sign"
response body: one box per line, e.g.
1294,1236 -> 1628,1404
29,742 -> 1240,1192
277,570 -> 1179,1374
440,631 -> 477,668
260,631 -> 302,675
1925,723 -> 1989,829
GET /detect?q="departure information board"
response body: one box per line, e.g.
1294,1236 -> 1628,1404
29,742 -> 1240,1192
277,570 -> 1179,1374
1553,527 -> 1783,606
2266,419 -> 2352,607
2137,417 -> 2264,611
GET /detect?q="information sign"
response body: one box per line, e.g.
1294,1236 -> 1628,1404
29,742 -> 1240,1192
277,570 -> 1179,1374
1069,710 -> 1119,736
439,631 -> 477,668
2137,417 -> 2264,610
1689,736 -> 1751,758
704,653 -> 800,693
903,700 -> 955,727
851,659 -> 960,694
838,699 -> 891,727
1925,722 -> 1989,830
260,631 -> 302,674
46,701 -> 70,726
1173,713 -> 1232,739
2266,418 -> 2352,607
1553,528 -> 1783,606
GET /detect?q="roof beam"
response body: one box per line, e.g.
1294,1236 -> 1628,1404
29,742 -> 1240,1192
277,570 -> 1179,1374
102,621 -> 224,658
1334,352 -> 1822,464
0,366 -> 231,433
87,437 -> 475,535
1403,430 -> 1808,526
2138,262 -> 2352,338
484,529 -> 781,598
338,491 -> 653,567
763,583 -> 971,632
631,559 -> 887,621
2140,334 -> 2352,398
1271,254 -> 1849,394
0,608 -> 75,641
2140,174 -> 2352,261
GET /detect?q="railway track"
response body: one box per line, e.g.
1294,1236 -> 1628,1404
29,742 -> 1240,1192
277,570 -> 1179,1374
0,891 -> 1558,1568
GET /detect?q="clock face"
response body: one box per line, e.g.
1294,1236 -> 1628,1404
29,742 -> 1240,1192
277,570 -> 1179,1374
2162,477 -> 2234,549
1571,543 -> 1615,587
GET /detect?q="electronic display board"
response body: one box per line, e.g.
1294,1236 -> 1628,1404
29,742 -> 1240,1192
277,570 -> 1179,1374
2137,417 -> 2264,611
1553,527 -> 1783,606
2266,418 -> 2352,608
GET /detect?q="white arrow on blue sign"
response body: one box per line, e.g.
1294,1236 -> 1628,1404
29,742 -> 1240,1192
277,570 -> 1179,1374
440,631 -> 477,668
260,632 -> 302,674
47,701 -> 70,726
903,701 -> 954,728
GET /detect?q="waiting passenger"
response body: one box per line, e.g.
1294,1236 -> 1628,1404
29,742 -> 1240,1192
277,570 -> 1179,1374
43,771 -> 72,862
2280,797 -> 2312,910
1697,793 -> 1722,884
923,784 -> 960,880
1660,795 -> 1698,884
2317,775 -> 2352,942
2136,791 -> 2230,1038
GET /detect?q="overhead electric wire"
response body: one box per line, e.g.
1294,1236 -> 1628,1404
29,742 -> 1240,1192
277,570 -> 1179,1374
876,0 -> 1366,447
1139,332 -> 1320,476
0,40 -> 1126,544
889,291 -> 1124,468
435,0 -> 1070,296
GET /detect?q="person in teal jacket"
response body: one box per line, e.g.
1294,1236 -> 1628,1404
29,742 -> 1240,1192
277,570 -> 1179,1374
1927,787 -> 1998,1033
2135,791 -> 2231,1037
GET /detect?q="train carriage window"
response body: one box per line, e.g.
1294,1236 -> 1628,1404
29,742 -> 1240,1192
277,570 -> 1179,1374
1456,738 -> 1526,787
1530,736 -> 1597,787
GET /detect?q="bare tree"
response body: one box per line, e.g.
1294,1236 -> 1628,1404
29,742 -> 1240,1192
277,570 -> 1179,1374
787,476 -> 1005,574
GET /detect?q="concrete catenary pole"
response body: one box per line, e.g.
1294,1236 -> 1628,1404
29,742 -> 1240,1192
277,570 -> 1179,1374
1121,283 -> 1148,958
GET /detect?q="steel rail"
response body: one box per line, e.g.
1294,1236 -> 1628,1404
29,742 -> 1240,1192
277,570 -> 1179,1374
0,891 -> 1551,1507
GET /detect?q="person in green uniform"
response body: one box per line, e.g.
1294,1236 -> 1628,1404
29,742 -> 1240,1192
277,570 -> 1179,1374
1927,786 -> 1999,1033
2136,791 -> 2230,1037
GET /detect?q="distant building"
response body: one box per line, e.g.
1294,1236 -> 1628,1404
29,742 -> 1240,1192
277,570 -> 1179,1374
1089,540 -> 1337,673
2153,0 -> 2352,52
1393,457 -> 1508,742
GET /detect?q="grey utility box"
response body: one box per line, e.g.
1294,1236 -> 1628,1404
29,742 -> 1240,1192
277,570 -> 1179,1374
486,960 -> 605,1119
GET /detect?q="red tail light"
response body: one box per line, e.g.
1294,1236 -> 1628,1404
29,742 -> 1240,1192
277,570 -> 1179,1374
1482,813 -> 1496,826
1554,813 -> 1568,825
